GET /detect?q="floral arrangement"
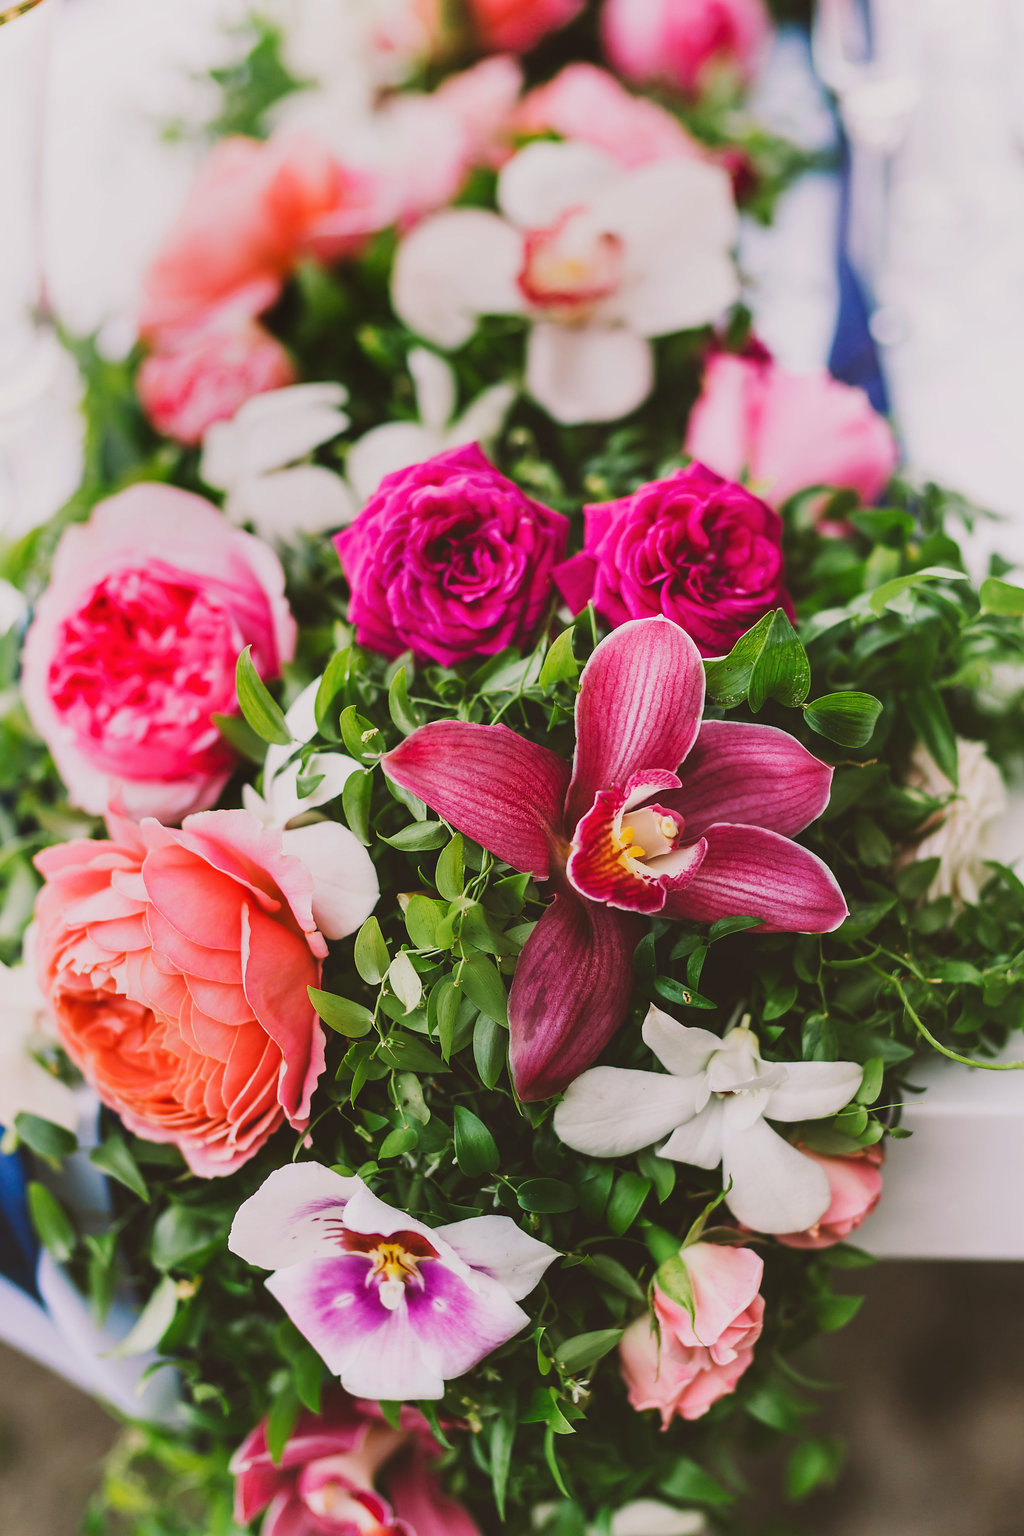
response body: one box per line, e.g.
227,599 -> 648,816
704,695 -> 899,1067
2,2 -> 1024,1534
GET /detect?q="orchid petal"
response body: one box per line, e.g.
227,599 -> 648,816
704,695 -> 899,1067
566,619 -> 706,827
200,383 -> 350,488
280,822 -> 380,940
641,1008 -> 722,1081
448,384 -> 517,450
553,1066 -> 698,1157
658,1101 -> 726,1170
389,1451 -> 484,1536
498,140 -> 619,229
611,1501 -> 706,1536
509,889 -> 643,1101
765,1061 -> 862,1122
346,422 -> 442,506
526,322 -> 654,426
668,720 -> 835,839
566,771 -> 701,915
391,209 -> 524,349
662,824 -> 848,933
228,1163 -> 363,1270
434,1215 -> 559,1302
408,347 -> 457,432
721,1119 -> 833,1234
383,721 -> 570,880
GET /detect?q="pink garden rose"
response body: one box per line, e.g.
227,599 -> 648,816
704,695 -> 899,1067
334,445 -> 568,667
137,318 -> 296,446
602,0 -> 771,97
554,461 -> 792,657
232,1394 -> 482,1536
467,0 -> 584,53
620,1242 -> 764,1426
515,63 -> 706,168
33,806 -> 328,1177
685,351 -> 899,510
21,485 -> 295,821
776,1147 -> 884,1250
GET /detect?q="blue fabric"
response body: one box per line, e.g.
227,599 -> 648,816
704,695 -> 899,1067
0,1146 -> 40,1297
828,135 -> 890,414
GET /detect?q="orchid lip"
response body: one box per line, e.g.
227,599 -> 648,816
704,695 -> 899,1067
342,1228 -> 438,1309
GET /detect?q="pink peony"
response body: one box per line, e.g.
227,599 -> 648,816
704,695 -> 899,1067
334,444 -> 568,667
620,1242 -> 764,1426
601,0 -> 771,98
136,319 -> 296,446
685,351 -> 899,510
232,1393 -> 482,1536
467,0 -> 584,53
21,485 -> 295,821
514,63 -> 707,168
33,806 -> 327,1178
554,461 -> 792,657
776,1147 -> 884,1250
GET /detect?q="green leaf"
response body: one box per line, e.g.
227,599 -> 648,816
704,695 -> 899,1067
804,691 -> 883,748
14,1113 -> 77,1162
151,1203 -> 223,1272
489,1411 -> 516,1522
786,1437 -> 845,1502
404,893 -> 445,949
637,1147 -> 676,1203
314,647 -> 354,739
106,1275 -> 179,1359
606,1172 -> 650,1235
745,1383 -> 812,1434
266,1382 -> 300,1465
212,710 -> 268,765
704,609 -> 810,712
867,564 -> 967,616
308,988 -> 375,1038
815,1292 -> 864,1331
453,1104 -> 499,1177
655,1253 -> 694,1320
376,1036 -> 448,1074
539,628 -> 578,691
342,770 -> 373,845
904,683 -> 959,784
435,834 -> 465,900
89,1135 -> 149,1203
27,1182 -> 76,1263
340,705 -> 385,764
517,1178 -> 578,1214
708,914 -> 761,941
382,821 -> 450,852
458,952 -> 509,1026
387,666 -> 421,736
430,976 -> 461,1062
388,951 -> 423,1014
658,1458 -> 734,1508
354,916 -> 390,985
473,1014 -> 506,1088
584,1253 -> 645,1302
235,645 -> 291,745
379,1126 -> 418,1158
855,1057 -> 884,1105
980,576 -> 1024,615
554,1328 -> 623,1374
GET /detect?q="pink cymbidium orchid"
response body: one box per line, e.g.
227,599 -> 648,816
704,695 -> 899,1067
382,617 -> 847,1100
229,1164 -> 558,1401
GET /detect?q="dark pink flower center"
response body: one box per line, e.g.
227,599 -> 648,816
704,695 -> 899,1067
519,208 -> 624,319
343,1229 -> 439,1309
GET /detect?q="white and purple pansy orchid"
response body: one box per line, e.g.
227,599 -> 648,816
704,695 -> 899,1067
228,1163 -> 559,1401
554,1006 -> 863,1234
382,617 -> 848,1102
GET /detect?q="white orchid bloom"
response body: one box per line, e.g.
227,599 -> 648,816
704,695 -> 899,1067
243,682 -> 378,942
0,935 -> 78,1137
554,1007 -> 862,1235
200,383 -> 355,540
346,347 -> 516,504
610,1503 -> 706,1536
905,737 -> 1008,908
392,140 -> 738,426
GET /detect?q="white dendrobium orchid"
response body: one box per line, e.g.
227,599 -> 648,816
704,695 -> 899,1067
243,681 -> 378,941
200,383 -> 355,540
346,347 -> 516,504
391,140 -> 738,426
554,1007 -> 862,1235
905,737 -> 1008,908
229,1163 -> 559,1401
609,1503 -> 706,1536
0,941 -> 78,1137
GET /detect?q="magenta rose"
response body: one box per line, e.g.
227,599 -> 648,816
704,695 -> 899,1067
555,461 -> 792,657
334,445 -> 568,667
22,484 -> 296,821
601,0 -> 771,98
137,317 -> 296,446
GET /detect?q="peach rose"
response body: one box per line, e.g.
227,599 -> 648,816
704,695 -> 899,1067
467,0 -> 584,53
137,319 -> 296,446
620,1243 -> 764,1427
515,64 -> 706,169
776,1148 -> 883,1249
21,485 -> 295,822
33,806 -> 328,1177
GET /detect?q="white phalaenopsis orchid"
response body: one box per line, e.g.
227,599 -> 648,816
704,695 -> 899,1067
229,1163 -> 559,1401
609,1504 -> 706,1536
392,140 -> 738,426
242,681 -> 379,941
554,1007 -> 862,1234
200,383 -> 355,540
346,347 -> 516,504
0,938 -> 78,1138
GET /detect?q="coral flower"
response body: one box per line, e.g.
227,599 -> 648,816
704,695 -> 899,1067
383,617 -> 846,1099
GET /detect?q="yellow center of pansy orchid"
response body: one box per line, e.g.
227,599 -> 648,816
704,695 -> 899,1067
343,1229 -> 438,1311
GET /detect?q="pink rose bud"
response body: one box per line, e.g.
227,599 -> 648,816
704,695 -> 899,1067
554,461 -> 792,657
685,350 -> 899,511
515,63 -> 707,168
21,485 -> 295,820
601,0 -> 771,98
232,1393 -> 482,1536
776,1147 -> 884,1250
334,444 -> 568,667
137,319 -> 296,446
467,0 -> 584,53
620,1242 -> 765,1427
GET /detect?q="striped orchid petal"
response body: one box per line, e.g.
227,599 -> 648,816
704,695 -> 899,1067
665,719 -> 835,838
663,823 -> 848,933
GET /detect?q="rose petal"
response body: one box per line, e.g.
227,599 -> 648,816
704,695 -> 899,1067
280,822 -> 380,940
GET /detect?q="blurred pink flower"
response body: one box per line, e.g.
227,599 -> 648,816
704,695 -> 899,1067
602,0 -> 771,97
137,319 -> 295,446
515,63 -> 706,168
468,0 -> 584,53
775,1147 -> 884,1249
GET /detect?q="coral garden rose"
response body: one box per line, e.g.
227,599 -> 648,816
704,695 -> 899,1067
776,1147 -> 884,1250
684,350 -> 899,510
136,319 -> 296,446
33,807 -> 332,1178
232,1392 -> 482,1536
602,0 -> 771,98
620,1242 -> 764,1426
514,63 -> 706,168
334,444 -> 568,667
467,0 -> 584,53
22,485 -> 295,822
555,461 -> 792,657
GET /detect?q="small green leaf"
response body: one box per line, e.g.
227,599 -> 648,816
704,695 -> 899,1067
430,976 -> 461,1062
655,1253 -> 695,1319
354,916 -> 390,985
453,1104 -> 499,1177
376,1035 -> 448,1074
435,834 -> 465,900
342,770 -> 373,845
379,1126 -> 418,1158
90,1135 -> 149,1202
387,666 -> 421,736
14,1113 -> 77,1162
458,952 -> 508,1026
904,683 -> 959,785
704,608 -> 810,712
606,1172 -> 650,1235
815,1292 -> 864,1330
404,893 -> 445,949
314,648 -> 354,739
658,1458 -> 734,1508
235,646 -> 291,745
518,1178 -> 578,1214
27,1182 -> 76,1263
212,710 -> 268,765
980,576 -> 1024,615
106,1275 -> 178,1359
489,1411 -> 516,1522
584,1253 -> 645,1302
340,705 -> 385,763
388,951 -> 423,1014
867,564 -> 967,616
150,1203 -> 223,1272
554,1328 -> 623,1374
855,1057 -> 884,1105
308,988 -> 375,1038
473,1014 -> 506,1088
539,628 -> 578,691
382,821 -> 450,852
804,691 -> 883,748
266,1381 -> 300,1465
786,1437 -> 845,1502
